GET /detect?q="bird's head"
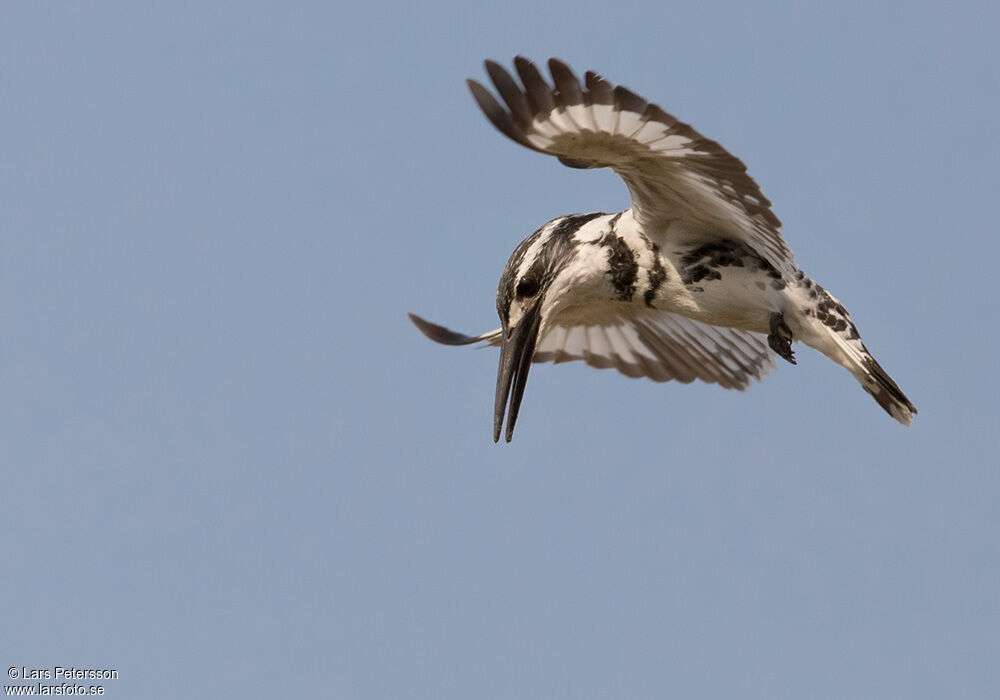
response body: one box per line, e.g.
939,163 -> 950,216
493,213 -> 610,442
408,212 -> 614,442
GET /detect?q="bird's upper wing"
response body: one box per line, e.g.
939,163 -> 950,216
468,57 -> 794,274
408,312 -> 774,390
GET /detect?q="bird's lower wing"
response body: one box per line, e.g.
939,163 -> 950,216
535,313 -> 774,389
409,312 -> 774,390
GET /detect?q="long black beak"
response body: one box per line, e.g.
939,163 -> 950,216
493,303 -> 542,443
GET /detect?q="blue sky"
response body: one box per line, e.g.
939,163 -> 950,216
1,2 -> 998,698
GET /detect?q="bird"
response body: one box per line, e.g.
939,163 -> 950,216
409,57 -> 916,442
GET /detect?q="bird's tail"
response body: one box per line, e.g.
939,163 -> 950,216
847,349 -> 917,426
792,293 -> 917,426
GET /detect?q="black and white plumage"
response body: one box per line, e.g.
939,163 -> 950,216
410,57 -> 916,442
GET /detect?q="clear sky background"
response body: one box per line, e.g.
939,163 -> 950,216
2,2 -> 997,698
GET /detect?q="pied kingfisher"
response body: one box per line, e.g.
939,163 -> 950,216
410,57 -> 916,442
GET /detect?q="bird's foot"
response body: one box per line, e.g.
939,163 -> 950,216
768,312 -> 796,365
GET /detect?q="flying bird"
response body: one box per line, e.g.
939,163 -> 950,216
409,57 -> 916,442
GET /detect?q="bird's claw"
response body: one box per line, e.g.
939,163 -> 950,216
769,312 -> 796,365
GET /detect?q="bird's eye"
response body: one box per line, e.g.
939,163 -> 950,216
515,277 -> 539,298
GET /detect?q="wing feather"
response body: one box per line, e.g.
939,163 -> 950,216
514,56 -> 556,116
584,71 -> 616,134
407,312 -> 501,346
483,60 -> 534,127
